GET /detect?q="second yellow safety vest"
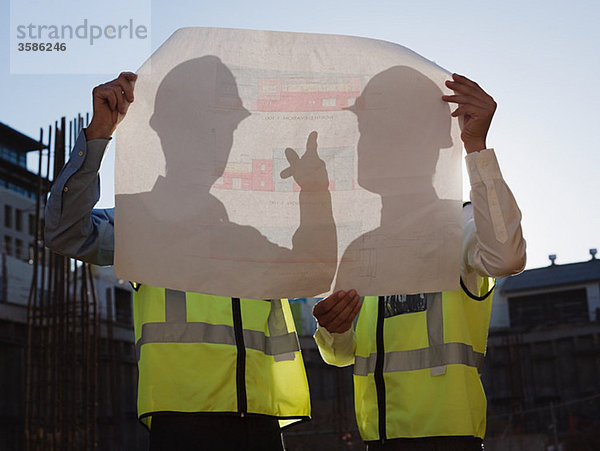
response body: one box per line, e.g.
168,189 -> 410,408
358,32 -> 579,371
354,277 -> 494,442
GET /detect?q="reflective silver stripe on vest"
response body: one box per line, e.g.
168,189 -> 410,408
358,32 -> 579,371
136,322 -> 300,359
136,290 -> 299,360
426,293 -> 446,376
165,288 -> 187,322
353,342 -> 484,377
268,299 -> 295,361
244,329 -> 299,357
354,292 -> 483,377
426,293 -> 443,346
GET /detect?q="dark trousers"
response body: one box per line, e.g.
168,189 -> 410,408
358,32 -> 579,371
366,436 -> 483,450
149,413 -> 284,451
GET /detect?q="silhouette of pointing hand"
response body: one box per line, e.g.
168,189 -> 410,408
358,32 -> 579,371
280,131 -> 329,192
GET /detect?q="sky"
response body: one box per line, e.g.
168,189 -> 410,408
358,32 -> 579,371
1,0 -> 599,270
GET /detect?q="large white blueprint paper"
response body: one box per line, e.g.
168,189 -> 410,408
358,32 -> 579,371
114,28 -> 463,298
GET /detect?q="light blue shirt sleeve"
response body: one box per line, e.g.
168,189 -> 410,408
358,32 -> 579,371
44,130 -> 115,266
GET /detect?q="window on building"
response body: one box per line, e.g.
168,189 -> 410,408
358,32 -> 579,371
2,182 -> 34,198
509,288 -> 588,328
28,213 -> 36,236
4,236 -> 12,256
15,239 -> 23,260
0,147 -> 18,164
15,209 -> 23,231
4,205 -> 12,228
0,146 -> 27,167
114,287 -> 132,325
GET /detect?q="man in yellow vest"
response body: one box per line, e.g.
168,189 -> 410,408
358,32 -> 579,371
45,61 -> 336,449
314,72 -> 526,450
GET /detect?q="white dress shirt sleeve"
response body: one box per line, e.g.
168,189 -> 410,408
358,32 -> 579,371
314,148 -> 527,365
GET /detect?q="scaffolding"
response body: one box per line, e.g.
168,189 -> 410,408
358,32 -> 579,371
24,116 -> 101,450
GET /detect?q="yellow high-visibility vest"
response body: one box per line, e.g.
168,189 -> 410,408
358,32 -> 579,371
132,285 -> 310,429
354,277 -> 494,442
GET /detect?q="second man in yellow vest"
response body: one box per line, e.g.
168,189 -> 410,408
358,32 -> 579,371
314,73 -> 526,450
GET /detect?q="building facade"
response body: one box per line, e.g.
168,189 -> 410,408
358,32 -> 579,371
483,252 -> 600,450
0,122 -> 146,450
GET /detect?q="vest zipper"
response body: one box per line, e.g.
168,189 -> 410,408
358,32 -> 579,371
375,296 -> 387,443
231,297 -> 247,416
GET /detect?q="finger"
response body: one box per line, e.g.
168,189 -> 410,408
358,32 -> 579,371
280,167 -> 293,179
317,290 -> 357,326
284,147 -> 300,164
339,293 -> 361,322
119,71 -> 137,82
450,104 -> 488,118
351,296 -> 363,318
312,297 -> 326,317
304,131 -> 318,156
115,76 -> 135,103
317,298 -> 348,326
280,147 -> 300,179
451,105 -> 465,117
95,84 -> 122,113
103,88 -> 118,112
451,73 -> 479,89
313,296 -> 331,319
328,294 -> 358,327
111,85 -> 128,115
446,77 -> 494,105
445,80 -> 480,98
330,298 -> 363,333
326,294 -> 361,331
442,94 -> 489,109
313,291 -> 346,317
446,88 -> 494,111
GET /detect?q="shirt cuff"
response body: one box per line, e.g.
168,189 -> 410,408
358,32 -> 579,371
314,325 -> 354,345
465,148 -> 503,185
81,138 -> 111,171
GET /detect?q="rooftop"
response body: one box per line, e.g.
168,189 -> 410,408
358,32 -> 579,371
0,122 -> 46,152
502,258 -> 600,293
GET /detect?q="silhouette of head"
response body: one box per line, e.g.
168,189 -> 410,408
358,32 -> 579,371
150,55 -> 250,181
346,66 -> 452,194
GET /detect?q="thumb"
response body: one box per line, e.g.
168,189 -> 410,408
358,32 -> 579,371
280,147 -> 299,179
